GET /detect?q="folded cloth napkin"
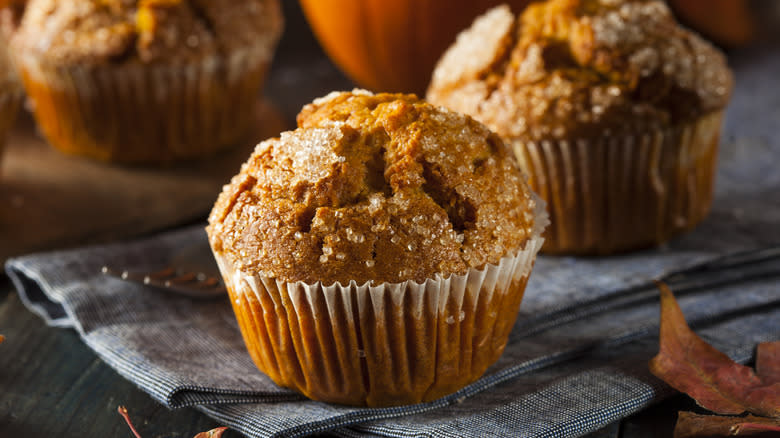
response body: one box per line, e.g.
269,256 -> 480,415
6,51 -> 780,438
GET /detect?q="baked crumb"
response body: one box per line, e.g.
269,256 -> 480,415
9,0 -> 282,64
208,90 -> 537,285
427,0 -> 733,141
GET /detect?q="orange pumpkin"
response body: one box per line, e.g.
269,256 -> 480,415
298,0 -> 532,95
669,0 -> 755,47
300,0 -> 755,95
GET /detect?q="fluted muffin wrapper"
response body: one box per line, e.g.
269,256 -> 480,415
14,46 -> 273,164
511,111 -> 724,255
212,194 -> 548,407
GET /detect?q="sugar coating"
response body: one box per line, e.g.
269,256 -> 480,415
9,0 -> 283,64
0,3 -> 20,89
208,90 -> 537,285
427,0 -> 734,141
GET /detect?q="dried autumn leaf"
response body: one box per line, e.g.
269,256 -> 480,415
756,342 -> 779,384
674,411 -> 780,438
193,427 -> 228,438
649,283 -> 780,418
118,405 -> 229,438
118,406 -> 143,438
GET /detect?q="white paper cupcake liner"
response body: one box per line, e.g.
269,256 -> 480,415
15,45 -> 273,164
213,194 -> 548,407
511,111 -> 723,254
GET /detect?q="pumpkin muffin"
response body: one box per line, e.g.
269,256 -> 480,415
427,0 -> 733,254
207,90 -> 547,406
0,24 -> 21,175
7,0 -> 282,164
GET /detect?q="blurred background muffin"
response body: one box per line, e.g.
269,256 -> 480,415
0,9 -> 21,176
427,0 -> 733,255
7,0 -> 282,165
207,90 -> 546,406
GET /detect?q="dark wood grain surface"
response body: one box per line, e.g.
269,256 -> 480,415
0,104 -> 286,265
0,2 -> 755,437
0,280 -> 225,438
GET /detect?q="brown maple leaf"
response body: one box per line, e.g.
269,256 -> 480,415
118,405 -> 229,438
117,406 -> 142,438
756,342 -> 779,383
674,411 -> 780,437
649,282 -> 780,418
193,427 -> 228,438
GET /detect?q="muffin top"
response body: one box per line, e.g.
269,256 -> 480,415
207,90 -> 537,286
7,0 -> 282,65
0,37 -> 11,80
0,14 -> 18,91
0,0 -> 25,36
427,0 -> 734,141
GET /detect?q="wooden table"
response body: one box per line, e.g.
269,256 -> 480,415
0,3 -> 763,437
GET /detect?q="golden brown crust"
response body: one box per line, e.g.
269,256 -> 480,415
0,23 -> 17,90
0,1 -> 25,39
427,0 -> 734,141
207,90 -> 537,285
9,0 -> 282,65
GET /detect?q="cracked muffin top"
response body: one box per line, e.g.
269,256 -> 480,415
207,90 -> 537,286
7,0 -> 282,65
427,0 -> 733,141
0,23 -> 17,91
0,38 -> 13,88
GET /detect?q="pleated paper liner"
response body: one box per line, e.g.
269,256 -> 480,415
512,111 -> 723,255
213,195 -> 548,407
14,46 -> 272,165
